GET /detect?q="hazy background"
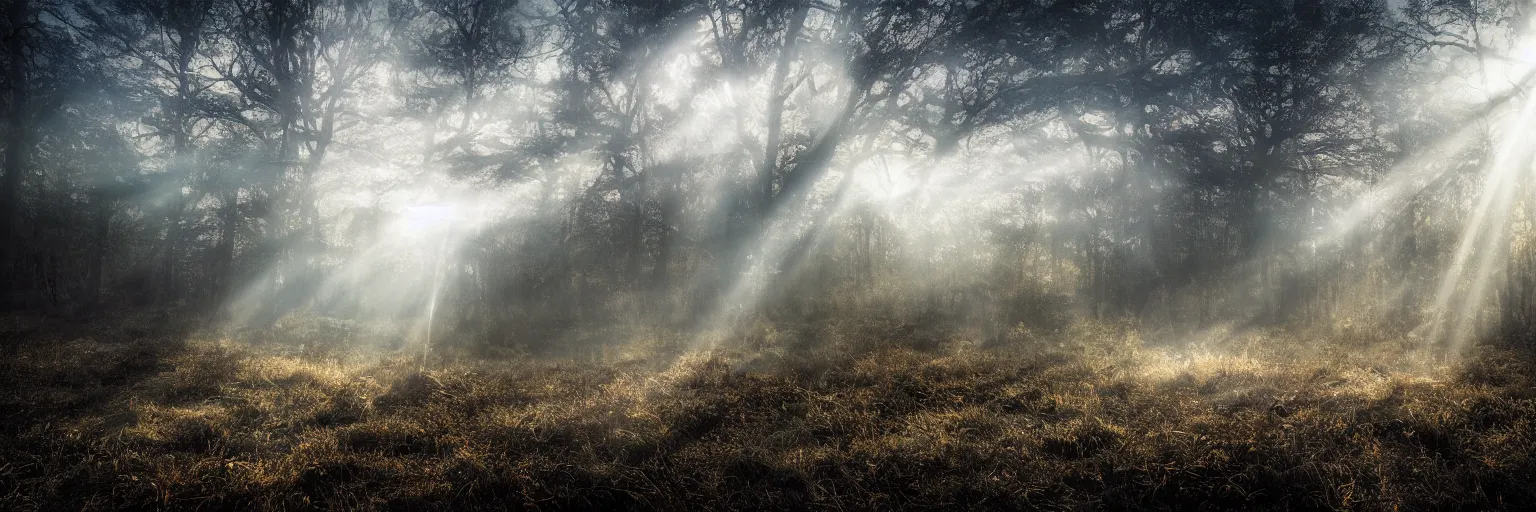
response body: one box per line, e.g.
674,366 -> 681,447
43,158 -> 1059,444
3,0 -> 1535,355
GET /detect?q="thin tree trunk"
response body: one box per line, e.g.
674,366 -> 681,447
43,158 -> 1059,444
159,181 -> 184,303
85,189 -> 111,311
213,189 -> 238,303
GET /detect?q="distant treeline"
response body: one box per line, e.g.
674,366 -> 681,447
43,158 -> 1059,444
0,0 -> 1532,347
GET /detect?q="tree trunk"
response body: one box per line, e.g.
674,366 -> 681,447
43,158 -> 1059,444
213,189 -> 239,303
85,189 -> 111,311
159,183 -> 184,303
159,36 -> 201,305
757,2 -> 809,218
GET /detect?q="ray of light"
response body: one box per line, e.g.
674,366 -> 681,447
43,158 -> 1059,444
1426,91 -> 1536,350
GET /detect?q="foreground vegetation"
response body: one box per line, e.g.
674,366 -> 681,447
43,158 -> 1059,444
1,312 -> 1533,510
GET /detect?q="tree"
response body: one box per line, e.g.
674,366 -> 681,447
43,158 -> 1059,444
76,0 -> 222,304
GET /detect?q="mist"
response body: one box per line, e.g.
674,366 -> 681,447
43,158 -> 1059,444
4,0 -> 1536,509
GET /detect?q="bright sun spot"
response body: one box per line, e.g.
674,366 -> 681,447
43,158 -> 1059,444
400,204 -> 459,237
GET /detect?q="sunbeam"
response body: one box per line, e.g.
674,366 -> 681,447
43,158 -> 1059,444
11,0 -> 1536,508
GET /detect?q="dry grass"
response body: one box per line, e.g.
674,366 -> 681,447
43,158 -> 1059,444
1,313 -> 1534,510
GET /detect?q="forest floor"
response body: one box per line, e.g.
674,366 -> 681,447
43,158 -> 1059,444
1,311 -> 1534,511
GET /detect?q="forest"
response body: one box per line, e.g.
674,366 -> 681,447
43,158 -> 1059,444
2,0 -> 1536,509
